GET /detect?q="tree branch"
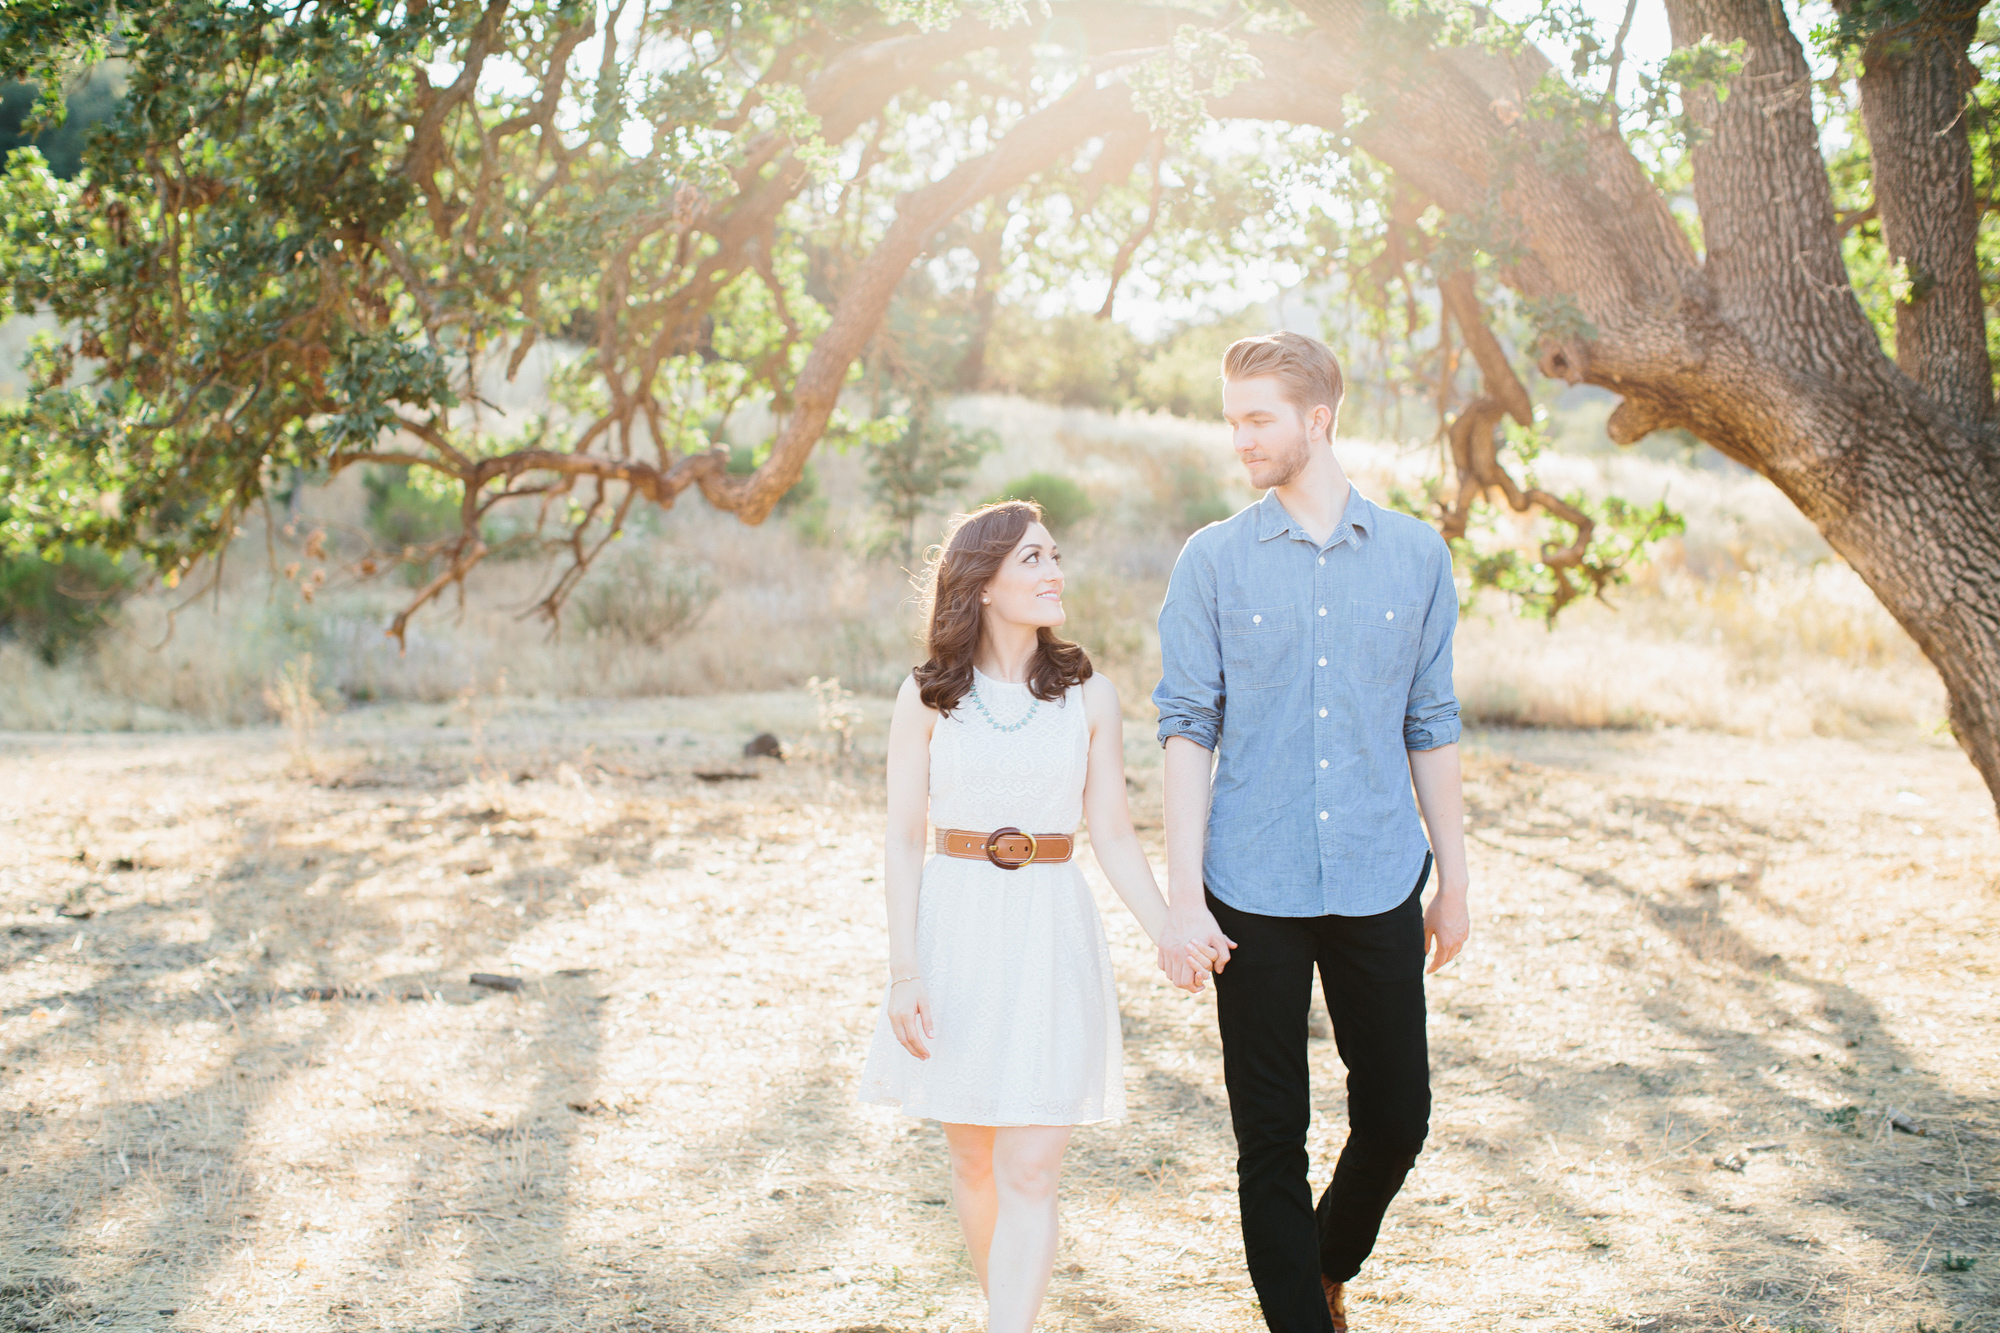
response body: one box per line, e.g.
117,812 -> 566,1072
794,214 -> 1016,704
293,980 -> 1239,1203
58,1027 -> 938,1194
1096,138 -> 1166,320
1436,274 -> 1584,568
1605,0 -> 1641,113
402,0 -> 513,236
1438,270 -> 1533,427
704,79 -> 1149,523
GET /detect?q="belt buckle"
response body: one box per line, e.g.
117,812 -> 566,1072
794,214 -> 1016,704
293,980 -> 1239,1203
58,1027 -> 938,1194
983,826 -> 1037,870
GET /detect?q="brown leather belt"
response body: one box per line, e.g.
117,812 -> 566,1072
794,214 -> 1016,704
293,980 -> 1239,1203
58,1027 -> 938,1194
934,826 -> 1074,870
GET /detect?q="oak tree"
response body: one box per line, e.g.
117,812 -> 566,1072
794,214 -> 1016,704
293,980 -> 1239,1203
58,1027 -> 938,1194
3,0 -> 1999,810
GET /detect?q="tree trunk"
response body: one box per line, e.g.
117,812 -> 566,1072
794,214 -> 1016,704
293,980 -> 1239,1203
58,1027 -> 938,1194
956,201 -> 1010,392
1842,0 -> 1994,423
1781,394 -> 2000,802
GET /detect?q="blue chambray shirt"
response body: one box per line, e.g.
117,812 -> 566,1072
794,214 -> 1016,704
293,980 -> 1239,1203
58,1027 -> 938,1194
1152,487 -> 1462,919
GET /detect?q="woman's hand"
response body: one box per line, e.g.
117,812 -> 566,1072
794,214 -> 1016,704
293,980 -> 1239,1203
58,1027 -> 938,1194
888,978 -> 935,1059
1153,938 -> 1213,993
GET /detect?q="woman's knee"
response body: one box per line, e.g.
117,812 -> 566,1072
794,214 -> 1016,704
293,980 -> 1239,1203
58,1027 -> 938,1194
992,1149 -> 1063,1202
948,1141 -> 995,1190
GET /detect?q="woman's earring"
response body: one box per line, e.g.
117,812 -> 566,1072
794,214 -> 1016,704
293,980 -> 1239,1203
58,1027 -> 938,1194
981,597 -> 990,604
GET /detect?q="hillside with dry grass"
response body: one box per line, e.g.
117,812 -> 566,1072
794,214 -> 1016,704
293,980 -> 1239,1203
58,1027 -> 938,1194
0,396 -> 1951,747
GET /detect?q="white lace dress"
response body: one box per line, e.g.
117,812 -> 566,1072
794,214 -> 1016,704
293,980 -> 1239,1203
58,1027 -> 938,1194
857,669 -> 1124,1126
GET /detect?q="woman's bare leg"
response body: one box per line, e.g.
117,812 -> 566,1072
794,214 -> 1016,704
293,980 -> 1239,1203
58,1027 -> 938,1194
985,1124 -> 1072,1333
942,1123 -> 999,1293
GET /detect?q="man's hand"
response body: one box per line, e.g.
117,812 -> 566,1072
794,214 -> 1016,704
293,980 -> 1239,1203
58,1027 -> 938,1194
1423,882 -> 1471,973
1159,901 -> 1237,991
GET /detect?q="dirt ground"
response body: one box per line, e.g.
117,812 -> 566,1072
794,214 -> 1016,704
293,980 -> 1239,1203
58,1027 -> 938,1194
0,696 -> 1995,1333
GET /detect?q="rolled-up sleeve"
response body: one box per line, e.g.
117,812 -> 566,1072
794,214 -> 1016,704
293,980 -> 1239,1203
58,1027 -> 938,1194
1153,540 -> 1223,751
1403,535 -> 1462,751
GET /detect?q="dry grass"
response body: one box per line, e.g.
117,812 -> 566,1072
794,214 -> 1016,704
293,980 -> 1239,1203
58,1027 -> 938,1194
0,698 -> 1995,1332
0,396 -> 1951,748
1453,563 -> 1947,737
0,499 -> 922,729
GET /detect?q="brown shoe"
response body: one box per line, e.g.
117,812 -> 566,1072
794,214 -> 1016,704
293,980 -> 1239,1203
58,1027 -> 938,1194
1321,1276 -> 1349,1332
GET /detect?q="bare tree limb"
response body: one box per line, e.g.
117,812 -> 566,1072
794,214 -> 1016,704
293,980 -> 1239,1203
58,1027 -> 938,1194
1438,270 -> 1533,427
703,79 -> 1150,523
1097,137 -> 1166,320
1605,0 -> 1641,112
1836,202 -> 1879,237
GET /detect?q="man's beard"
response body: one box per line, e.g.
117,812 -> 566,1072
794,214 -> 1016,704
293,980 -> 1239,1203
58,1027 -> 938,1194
1257,427 -> 1312,489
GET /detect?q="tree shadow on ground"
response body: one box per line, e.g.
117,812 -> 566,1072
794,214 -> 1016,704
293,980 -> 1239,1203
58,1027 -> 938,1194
0,776 -> 617,1330
1438,764 -> 1997,1330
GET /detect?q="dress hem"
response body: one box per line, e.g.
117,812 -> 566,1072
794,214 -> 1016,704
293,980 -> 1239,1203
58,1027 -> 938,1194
857,1090 -> 1123,1128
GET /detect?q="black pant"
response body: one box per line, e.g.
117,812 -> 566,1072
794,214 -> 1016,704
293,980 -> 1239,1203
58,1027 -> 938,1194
1208,856 -> 1431,1333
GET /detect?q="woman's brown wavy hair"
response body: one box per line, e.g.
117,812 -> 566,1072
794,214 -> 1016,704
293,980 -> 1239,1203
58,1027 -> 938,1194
912,500 -> 1092,716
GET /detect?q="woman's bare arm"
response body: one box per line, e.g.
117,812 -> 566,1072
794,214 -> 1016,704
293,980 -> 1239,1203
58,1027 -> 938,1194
1080,676 -> 1199,990
883,676 -> 938,1056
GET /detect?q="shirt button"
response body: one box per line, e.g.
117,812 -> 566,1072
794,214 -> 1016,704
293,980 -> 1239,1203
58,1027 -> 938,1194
1319,708 -> 1328,718
1385,611 -> 1394,621
1320,759 -> 1328,768
1318,657 -> 1327,667
1319,811 -> 1329,820
1252,614 -> 1261,624
1318,606 -> 1327,616
1318,557 -> 1325,566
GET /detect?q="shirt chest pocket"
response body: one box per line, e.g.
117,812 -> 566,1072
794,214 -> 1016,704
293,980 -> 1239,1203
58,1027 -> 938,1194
1348,599 -> 1421,685
1220,606 -> 1298,691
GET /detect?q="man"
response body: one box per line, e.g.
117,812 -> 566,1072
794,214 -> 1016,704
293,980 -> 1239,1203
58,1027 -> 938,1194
1153,330 -> 1471,1332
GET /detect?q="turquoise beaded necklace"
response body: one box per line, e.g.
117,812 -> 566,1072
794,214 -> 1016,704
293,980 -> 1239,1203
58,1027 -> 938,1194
969,676 -> 1039,732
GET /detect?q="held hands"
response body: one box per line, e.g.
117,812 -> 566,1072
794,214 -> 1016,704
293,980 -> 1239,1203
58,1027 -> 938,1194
1423,880 -> 1471,974
887,978 -> 934,1059
1157,902 -> 1236,994
1157,943 -> 1208,993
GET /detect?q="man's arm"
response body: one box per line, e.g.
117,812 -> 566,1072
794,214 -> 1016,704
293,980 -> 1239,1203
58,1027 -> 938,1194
1406,534 -> 1468,972
1081,676 -> 1204,991
1408,742 -> 1469,973
1152,541 -> 1235,984
1161,735 -> 1236,980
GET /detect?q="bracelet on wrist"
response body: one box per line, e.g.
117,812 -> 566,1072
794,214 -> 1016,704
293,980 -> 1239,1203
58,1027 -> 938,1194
889,974 -> 921,987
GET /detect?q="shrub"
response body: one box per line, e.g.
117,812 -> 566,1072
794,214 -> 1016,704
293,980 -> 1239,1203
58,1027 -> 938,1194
867,405 -> 995,561
363,466 -> 461,552
981,309 -> 1141,410
1128,309 -> 1265,417
571,547 -> 717,645
1167,461 -> 1235,534
975,303 -> 1263,417
0,68 -> 123,181
0,545 -> 134,664
985,471 -> 1095,534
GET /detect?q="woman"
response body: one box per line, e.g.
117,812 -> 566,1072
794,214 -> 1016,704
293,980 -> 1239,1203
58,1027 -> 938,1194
858,500 -> 1198,1333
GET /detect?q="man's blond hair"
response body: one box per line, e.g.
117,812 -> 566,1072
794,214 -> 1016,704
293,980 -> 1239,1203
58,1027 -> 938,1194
1221,330 -> 1345,436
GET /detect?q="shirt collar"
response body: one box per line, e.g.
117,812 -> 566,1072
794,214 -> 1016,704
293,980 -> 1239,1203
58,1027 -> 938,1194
1253,487 -> 1375,549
